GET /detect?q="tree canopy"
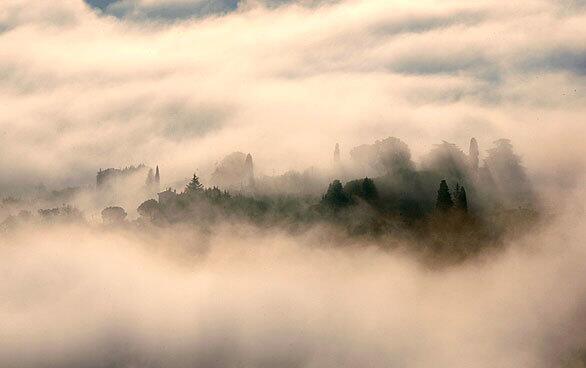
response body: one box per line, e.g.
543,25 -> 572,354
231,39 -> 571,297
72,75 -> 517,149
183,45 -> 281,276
361,177 -> 379,203
137,199 -> 161,220
435,180 -> 454,211
101,206 -> 127,224
321,180 -> 351,209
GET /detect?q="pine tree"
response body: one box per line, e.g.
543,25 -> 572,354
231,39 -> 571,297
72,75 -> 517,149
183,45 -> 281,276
185,174 -> 204,194
435,180 -> 454,211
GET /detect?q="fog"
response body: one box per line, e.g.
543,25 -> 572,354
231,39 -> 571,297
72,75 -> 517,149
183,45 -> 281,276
1,191 -> 584,368
1,0 -> 586,367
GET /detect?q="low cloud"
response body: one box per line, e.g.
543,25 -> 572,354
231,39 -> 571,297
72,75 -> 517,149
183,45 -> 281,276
1,198 -> 585,367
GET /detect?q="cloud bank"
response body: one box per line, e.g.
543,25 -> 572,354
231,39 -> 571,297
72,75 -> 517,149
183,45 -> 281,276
1,0 -> 585,194
1,202 -> 585,367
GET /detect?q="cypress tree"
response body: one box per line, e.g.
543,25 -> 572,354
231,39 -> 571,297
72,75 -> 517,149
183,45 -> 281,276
155,166 -> 160,186
435,180 -> 454,211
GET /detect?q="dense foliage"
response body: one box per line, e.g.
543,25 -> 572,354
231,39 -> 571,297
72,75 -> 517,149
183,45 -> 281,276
0,138 -> 540,261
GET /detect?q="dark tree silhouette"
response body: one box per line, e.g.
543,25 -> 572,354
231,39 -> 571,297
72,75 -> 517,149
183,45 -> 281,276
321,179 -> 351,209
101,206 -> 127,224
137,199 -> 161,220
185,174 -> 204,194
361,177 -> 379,202
435,180 -> 454,211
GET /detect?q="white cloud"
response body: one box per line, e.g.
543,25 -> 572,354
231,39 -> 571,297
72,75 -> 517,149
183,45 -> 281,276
0,0 -> 584,193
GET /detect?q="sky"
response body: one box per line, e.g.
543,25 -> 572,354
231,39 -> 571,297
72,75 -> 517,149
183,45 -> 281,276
0,0 -> 584,193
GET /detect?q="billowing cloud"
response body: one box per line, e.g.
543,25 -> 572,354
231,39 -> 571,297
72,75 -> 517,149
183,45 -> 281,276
1,201 -> 586,367
0,0 -> 584,196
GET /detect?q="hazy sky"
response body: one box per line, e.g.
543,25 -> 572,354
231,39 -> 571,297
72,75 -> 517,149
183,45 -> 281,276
1,3 -> 586,366
0,0 -> 585,192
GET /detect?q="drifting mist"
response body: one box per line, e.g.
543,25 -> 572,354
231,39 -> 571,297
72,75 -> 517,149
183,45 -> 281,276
1,0 -> 585,367
2,206 -> 586,368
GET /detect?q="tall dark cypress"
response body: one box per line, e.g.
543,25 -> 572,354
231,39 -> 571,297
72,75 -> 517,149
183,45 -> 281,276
436,180 -> 454,211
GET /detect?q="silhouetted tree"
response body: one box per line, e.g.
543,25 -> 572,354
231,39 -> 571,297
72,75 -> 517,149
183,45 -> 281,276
350,137 -> 415,176
422,141 -> 469,183
185,174 -> 204,194
244,154 -> 255,187
137,199 -> 161,220
435,180 -> 454,211
321,179 -> 351,209
484,139 -> 533,206
101,206 -> 127,224
361,177 -> 378,202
